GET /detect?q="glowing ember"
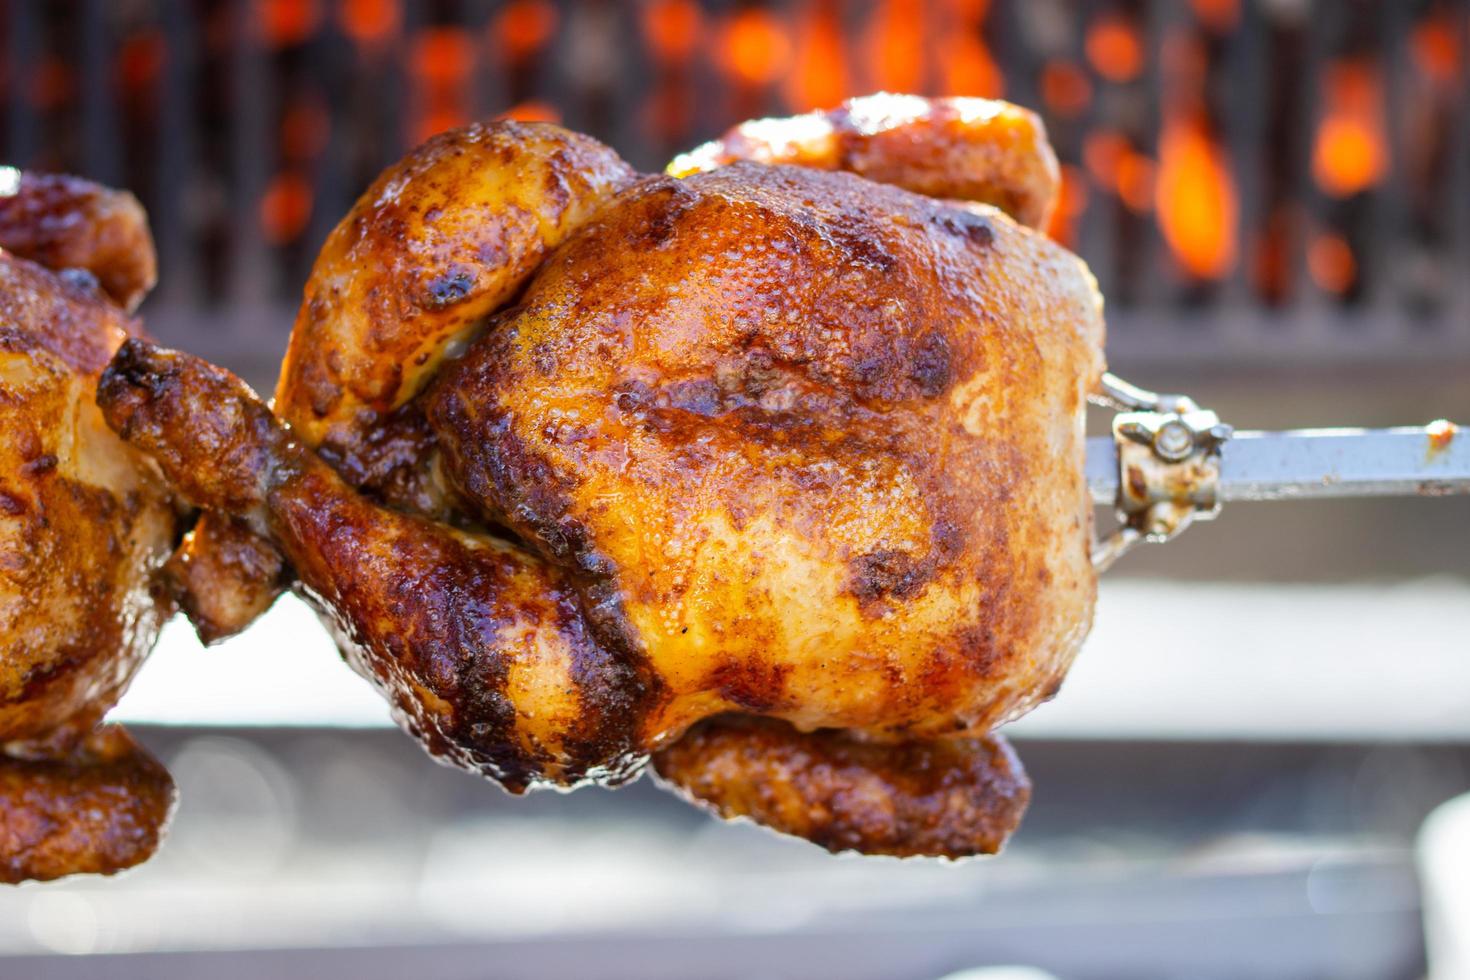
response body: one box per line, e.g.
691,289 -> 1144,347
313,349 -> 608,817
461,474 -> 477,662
116,32 -> 166,92
257,0 -> 320,47
1189,0 -> 1239,32
786,1 -> 849,112
641,0 -> 702,63
867,0 -> 926,92
1312,59 -> 1387,198
1115,151 -> 1155,213
1411,13 -> 1462,86
1306,232 -> 1356,294
260,172 -> 313,244
720,10 -> 792,86
939,33 -> 1003,98
338,0 -> 400,47
497,101 -> 562,124
281,97 -> 330,161
1040,60 -> 1092,117
1086,15 -> 1144,83
1045,164 -> 1089,248
1156,115 -> 1237,280
412,28 -> 473,86
495,0 -> 558,63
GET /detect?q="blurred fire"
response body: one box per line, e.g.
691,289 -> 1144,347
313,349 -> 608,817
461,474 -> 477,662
1307,232 -> 1356,294
257,0 -> 320,47
261,171 -> 312,244
1189,0 -> 1239,32
497,101 -> 561,123
642,0 -> 702,63
495,0 -> 558,64
1410,11 -> 1462,86
867,0 -> 926,92
411,27 -> 474,142
937,0 -> 1001,97
1084,131 -> 1155,213
720,9 -> 792,86
1311,59 -> 1387,198
338,0 -> 399,48
1156,114 -> 1237,279
116,31 -> 166,92
1086,15 -> 1144,83
786,0 -> 850,112
1040,60 -> 1092,117
1045,164 -> 1089,248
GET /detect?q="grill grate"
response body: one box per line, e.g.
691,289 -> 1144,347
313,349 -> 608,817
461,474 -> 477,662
1,0 -> 1466,378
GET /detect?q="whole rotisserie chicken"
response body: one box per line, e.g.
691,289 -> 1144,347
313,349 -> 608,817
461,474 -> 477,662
0,172 -> 178,882
100,94 -> 1105,858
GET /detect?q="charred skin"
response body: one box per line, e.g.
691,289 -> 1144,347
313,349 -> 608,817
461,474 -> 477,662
0,173 -> 178,882
131,98 -> 1103,858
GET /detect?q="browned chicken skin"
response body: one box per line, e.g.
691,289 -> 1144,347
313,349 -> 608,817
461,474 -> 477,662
108,95 -> 1104,857
0,171 -> 178,882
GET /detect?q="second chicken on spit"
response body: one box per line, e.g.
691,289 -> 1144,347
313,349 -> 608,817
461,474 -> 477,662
101,94 -> 1106,857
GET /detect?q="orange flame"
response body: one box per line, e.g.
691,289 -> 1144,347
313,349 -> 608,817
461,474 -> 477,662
497,101 -> 561,124
1411,12 -> 1462,86
1045,164 -> 1089,248
1084,132 -> 1155,213
786,0 -> 849,111
281,96 -> 330,161
261,171 -> 313,244
1189,0 -> 1239,32
720,9 -> 792,86
937,0 -> 1000,97
1156,115 -> 1237,279
1311,59 -> 1387,197
338,0 -> 399,47
1086,15 -> 1144,83
1040,60 -> 1092,117
866,0 -> 926,92
257,0 -> 321,47
1307,232 -> 1356,293
495,0 -> 558,63
641,0 -> 702,64
116,31 -> 166,92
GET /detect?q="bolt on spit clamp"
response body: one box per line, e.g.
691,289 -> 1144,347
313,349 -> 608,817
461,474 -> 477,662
1090,374 -> 1233,571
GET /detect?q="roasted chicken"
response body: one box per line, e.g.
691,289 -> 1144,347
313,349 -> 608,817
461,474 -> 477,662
0,171 -> 177,882
101,94 -> 1105,857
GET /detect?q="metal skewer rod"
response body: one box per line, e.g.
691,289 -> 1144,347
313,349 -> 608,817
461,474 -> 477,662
1087,421 -> 1469,505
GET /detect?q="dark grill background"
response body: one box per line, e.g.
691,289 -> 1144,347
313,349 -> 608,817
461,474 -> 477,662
1,0 -> 1467,381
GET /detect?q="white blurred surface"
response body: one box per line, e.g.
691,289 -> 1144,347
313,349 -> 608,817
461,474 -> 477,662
114,578 -> 1470,740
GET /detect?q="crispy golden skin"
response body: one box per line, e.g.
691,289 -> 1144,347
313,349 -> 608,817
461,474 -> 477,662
668,93 -> 1061,230
128,99 -> 1103,857
0,174 -> 178,882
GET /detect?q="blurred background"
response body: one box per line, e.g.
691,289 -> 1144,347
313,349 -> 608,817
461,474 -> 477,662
2,0 -> 1468,977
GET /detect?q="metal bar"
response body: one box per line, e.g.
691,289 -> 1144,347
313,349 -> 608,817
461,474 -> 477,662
1088,422 -> 1470,504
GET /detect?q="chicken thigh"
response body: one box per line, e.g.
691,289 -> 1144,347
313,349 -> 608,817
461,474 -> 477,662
0,171 -> 177,883
111,95 -> 1104,856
